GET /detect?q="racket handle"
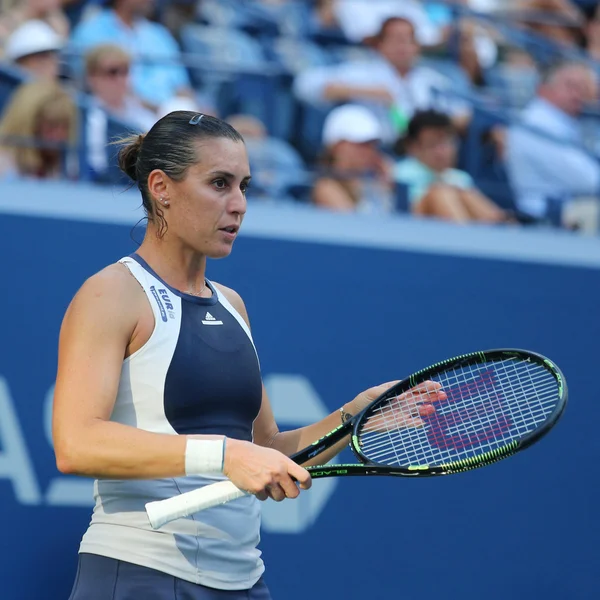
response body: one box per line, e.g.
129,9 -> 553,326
145,480 -> 247,529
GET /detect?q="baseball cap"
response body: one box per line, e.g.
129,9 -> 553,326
5,20 -> 64,62
322,104 -> 383,146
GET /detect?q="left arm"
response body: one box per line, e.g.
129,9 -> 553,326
215,283 -> 394,466
253,381 -> 396,467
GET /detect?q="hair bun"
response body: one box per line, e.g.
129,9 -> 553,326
117,133 -> 145,182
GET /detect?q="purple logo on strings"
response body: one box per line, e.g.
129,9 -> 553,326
423,369 -> 512,451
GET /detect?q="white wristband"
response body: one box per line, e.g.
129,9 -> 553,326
184,438 -> 225,475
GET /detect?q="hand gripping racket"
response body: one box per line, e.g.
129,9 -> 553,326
146,348 -> 567,529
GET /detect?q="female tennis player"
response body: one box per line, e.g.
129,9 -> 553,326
52,111 -> 444,599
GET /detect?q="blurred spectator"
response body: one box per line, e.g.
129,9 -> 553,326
0,79 -> 78,180
85,43 -> 157,178
294,16 -> 471,145
585,5 -> 600,61
395,110 -> 508,223
0,0 -> 69,57
422,1 -> 499,81
71,0 -> 195,111
4,19 -> 64,80
307,0 -> 347,42
61,0 -> 96,28
155,0 -> 196,41
85,43 -> 156,127
312,104 -> 397,214
506,61 -> 600,223
521,0 -> 586,47
227,113 -> 307,202
227,114 -> 268,140
331,0 -> 442,46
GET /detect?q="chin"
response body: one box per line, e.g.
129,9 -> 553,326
207,245 -> 235,260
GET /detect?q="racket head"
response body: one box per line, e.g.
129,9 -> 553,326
349,349 -> 567,476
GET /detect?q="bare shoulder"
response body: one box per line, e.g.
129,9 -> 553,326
212,282 -> 250,326
312,177 -> 353,209
74,262 -> 141,303
63,262 -> 144,332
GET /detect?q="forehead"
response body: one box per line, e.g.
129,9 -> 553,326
97,53 -> 129,65
191,137 -> 249,174
555,67 -> 592,86
417,127 -> 451,140
382,20 -> 415,40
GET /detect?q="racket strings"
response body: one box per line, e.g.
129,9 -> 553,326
357,358 -> 559,467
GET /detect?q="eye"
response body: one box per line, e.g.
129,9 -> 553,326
213,178 -> 227,189
240,181 -> 250,194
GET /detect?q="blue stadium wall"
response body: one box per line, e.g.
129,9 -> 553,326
0,181 -> 598,600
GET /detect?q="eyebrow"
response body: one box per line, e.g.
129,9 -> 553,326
209,170 -> 252,181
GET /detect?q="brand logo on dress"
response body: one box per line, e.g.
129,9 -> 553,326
150,286 -> 175,321
202,311 -> 223,326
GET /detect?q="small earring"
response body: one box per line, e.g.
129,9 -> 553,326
161,198 -> 169,206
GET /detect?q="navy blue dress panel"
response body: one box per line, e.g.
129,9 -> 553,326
129,254 -> 263,441
164,299 -> 263,440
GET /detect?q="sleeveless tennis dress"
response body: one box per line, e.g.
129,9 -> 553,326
76,254 -> 265,592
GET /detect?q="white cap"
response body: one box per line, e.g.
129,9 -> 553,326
322,104 -> 383,146
5,20 -> 64,62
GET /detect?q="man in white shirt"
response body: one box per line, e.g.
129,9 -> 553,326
505,61 -> 600,223
332,0 -> 442,46
293,16 -> 471,145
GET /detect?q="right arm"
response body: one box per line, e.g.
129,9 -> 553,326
294,64 -> 393,106
507,127 -> 600,196
52,264 -> 310,499
322,84 -> 394,105
52,264 -> 191,479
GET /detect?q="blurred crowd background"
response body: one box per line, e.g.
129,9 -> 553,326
1,0 -> 600,232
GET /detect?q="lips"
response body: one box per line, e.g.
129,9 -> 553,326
218,225 -> 239,239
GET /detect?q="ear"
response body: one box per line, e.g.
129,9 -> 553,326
147,169 -> 169,203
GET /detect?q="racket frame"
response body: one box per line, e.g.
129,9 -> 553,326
293,348 -> 567,478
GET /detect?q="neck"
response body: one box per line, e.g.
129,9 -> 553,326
382,56 -> 412,77
23,6 -> 43,19
538,93 -> 573,117
137,231 -> 209,296
413,155 -> 443,174
114,5 -> 136,28
39,151 -> 60,176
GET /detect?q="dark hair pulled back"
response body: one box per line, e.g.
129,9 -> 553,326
117,111 -> 244,236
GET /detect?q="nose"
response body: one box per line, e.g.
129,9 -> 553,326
228,188 -> 247,217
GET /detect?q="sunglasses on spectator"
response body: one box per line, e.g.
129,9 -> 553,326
97,65 -> 130,77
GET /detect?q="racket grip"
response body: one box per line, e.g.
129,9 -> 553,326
145,480 -> 247,529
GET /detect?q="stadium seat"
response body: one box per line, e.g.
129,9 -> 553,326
461,108 -> 517,212
197,0 -> 280,38
394,182 -> 410,214
419,57 -> 472,96
269,37 -> 334,75
291,101 -> 331,164
196,0 -> 244,29
180,24 -> 269,74
485,64 -> 540,110
180,24 -> 297,138
244,136 -> 310,201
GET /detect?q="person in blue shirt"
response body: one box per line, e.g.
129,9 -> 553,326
70,0 -> 194,110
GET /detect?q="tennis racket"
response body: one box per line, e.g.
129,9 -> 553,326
146,348 -> 567,529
